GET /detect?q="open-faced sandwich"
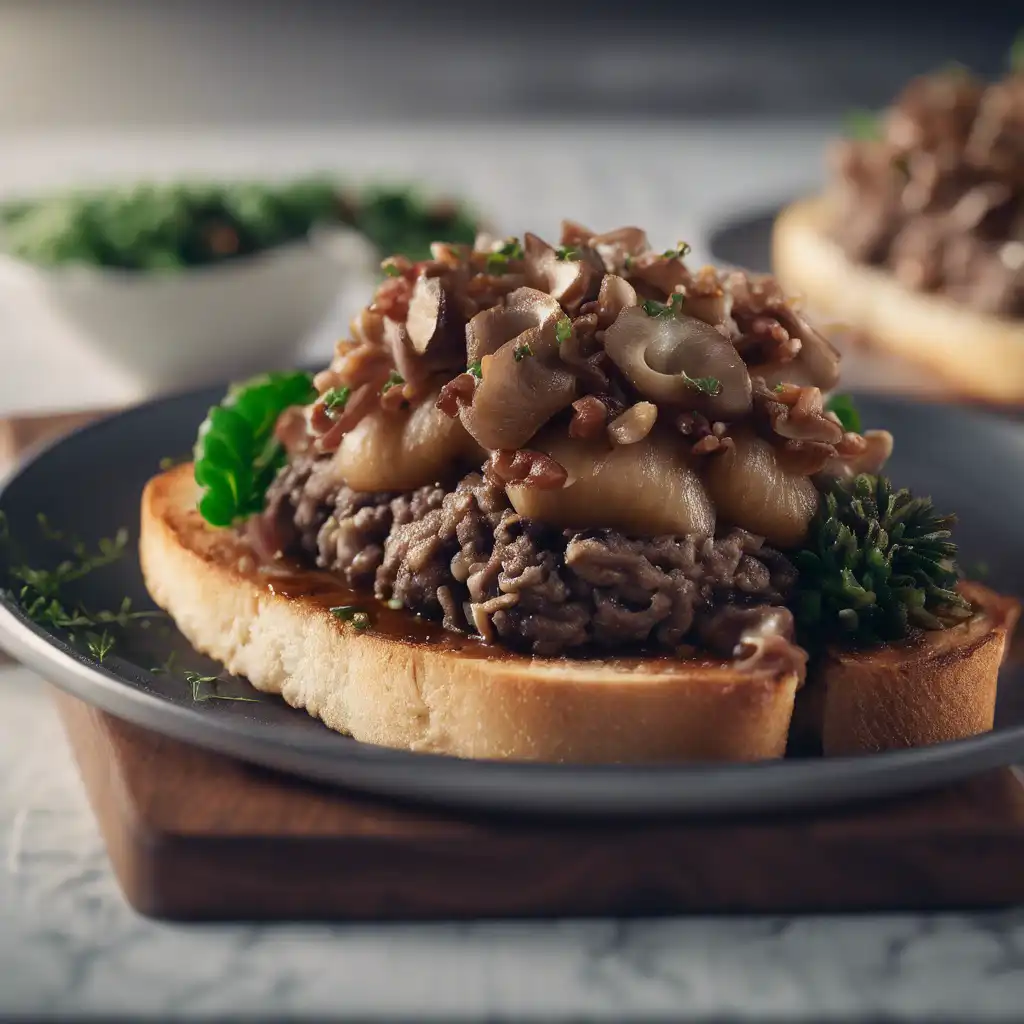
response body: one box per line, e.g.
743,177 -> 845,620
773,53 -> 1024,404
140,223 -> 1019,762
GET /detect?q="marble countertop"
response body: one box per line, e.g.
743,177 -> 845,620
3,665 -> 1024,1021
2,122 -> 1023,1021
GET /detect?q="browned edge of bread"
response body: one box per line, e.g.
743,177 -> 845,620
794,581 -> 1019,756
139,464 -> 803,763
772,196 -> 1024,405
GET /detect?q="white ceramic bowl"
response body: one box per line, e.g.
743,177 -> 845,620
0,225 -> 378,393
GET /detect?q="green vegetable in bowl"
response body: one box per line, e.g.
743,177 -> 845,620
0,178 -> 478,271
193,371 -> 317,527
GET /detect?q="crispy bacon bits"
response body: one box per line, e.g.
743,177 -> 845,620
485,449 -> 568,490
436,372 -> 477,418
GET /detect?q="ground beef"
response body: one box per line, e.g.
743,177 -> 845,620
262,458 -> 797,659
827,69 -> 1023,317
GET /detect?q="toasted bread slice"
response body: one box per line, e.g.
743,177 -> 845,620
139,464 -> 803,763
772,196 -> 1024,405
793,581 -> 1019,756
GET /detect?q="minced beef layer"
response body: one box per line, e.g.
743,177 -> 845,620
262,458 -> 797,659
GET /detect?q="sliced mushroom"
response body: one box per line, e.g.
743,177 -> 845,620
628,250 -> 690,296
589,226 -> 650,274
405,275 -> 466,368
682,266 -> 734,332
560,219 -> 595,247
382,317 -> 431,393
821,429 -> 895,480
331,385 -> 484,491
726,272 -> 841,390
459,323 -> 577,451
701,427 -> 820,547
603,307 -> 752,419
465,287 -> 563,364
506,426 -> 715,538
761,384 -> 845,445
588,274 -> 638,329
523,232 -> 602,314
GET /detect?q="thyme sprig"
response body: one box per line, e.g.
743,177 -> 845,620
0,512 -> 162,663
184,670 -> 260,703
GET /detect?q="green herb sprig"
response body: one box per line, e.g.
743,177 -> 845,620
661,241 -> 692,260
330,605 -> 370,630
193,370 -> 316,527
0,513 -> 161,664
323,385 -> 351,416
486,238 -> 524,274
793,474 -> 972,647
642,293 -> 686,318
184,670 -> 260,703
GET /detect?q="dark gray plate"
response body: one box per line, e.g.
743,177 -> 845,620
1,386 -> 1022,818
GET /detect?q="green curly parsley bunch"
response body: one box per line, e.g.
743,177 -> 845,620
793,474 -> 973,647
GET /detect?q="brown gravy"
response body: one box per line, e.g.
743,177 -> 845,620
253,559 -> 701,671
259,561 -> 499,659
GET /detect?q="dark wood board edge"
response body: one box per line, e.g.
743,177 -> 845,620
53,690 -> 1024,921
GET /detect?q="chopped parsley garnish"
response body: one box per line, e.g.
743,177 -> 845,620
498,238 -> 524,259
826,393 -> 862,434
686,375 -> 722,396
555,317 -> 572,345
623,254 -> 633,271
554,246 -> 579,262
642,293 -> 686,318
844,109 -> 881,140
330,605 -> 370,629
382,260 -> 403,278
381,370 -> 405,394
513,341 -> 534,362
323,385 -> 352,415
467,360 -> 483,379
662,241 -> 692,260
486,252 -> 510,274
488,237 -> 525,273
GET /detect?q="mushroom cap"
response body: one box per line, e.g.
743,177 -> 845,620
523,232 -> 603,314
603,307 -> 753,420
465,286 -> 563,365
459,322 -> 577,451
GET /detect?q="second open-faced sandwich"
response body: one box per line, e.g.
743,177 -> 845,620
773,53 -> 1024,404
140,222 -> 1019,762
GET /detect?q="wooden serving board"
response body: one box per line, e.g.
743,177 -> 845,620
53,691 -> 1024,921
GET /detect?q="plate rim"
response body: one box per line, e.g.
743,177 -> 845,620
1,388 -> 1023,819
